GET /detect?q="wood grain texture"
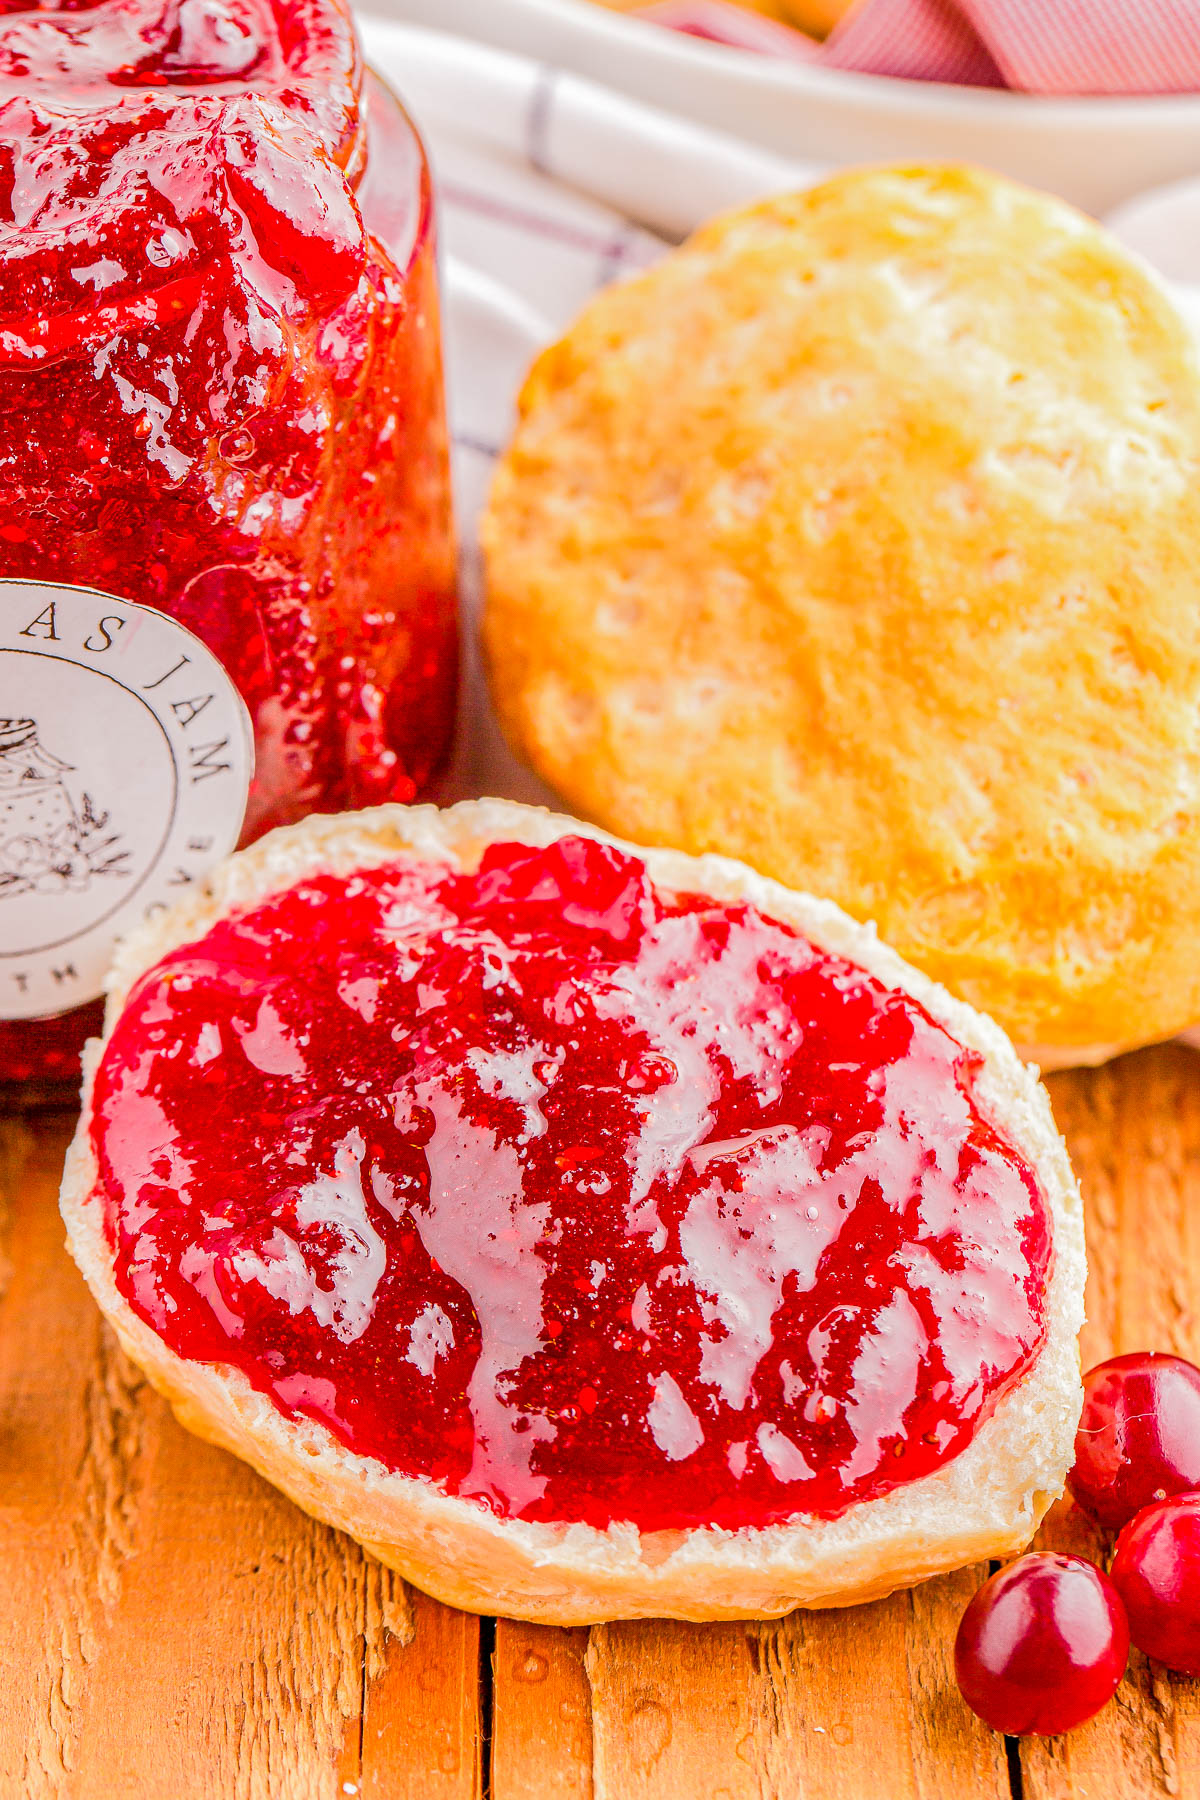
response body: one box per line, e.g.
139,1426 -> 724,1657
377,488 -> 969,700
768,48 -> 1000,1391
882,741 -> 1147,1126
491,1622 -> 593,1798
0,1112 -> 480,1800
581,1569 -> 1010,1800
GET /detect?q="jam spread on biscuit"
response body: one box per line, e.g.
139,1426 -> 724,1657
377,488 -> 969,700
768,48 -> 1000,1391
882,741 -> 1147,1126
0,0 -> 456,1086
90,837 -> 1052,1531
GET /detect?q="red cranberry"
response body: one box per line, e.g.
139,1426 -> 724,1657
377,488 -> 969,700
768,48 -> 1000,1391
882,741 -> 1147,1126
954,1553 -> 1129,1736
1068,1353 -> 1200,1531
1111,1494 -> 1200,1676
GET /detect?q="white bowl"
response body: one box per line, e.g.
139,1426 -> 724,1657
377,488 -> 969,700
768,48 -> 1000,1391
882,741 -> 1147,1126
1108,176 -> 1200,286
374,0 -> 1200,214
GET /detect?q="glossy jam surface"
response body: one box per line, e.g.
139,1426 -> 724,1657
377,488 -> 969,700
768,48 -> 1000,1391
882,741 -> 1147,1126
1,0 -> 456,1084
1069,1353 -> 1200,1533
91,836 -> 1053,1531
0,0 -> 364,161
955,1554 -> 1130,1737
1111,1496 -> 1200,1676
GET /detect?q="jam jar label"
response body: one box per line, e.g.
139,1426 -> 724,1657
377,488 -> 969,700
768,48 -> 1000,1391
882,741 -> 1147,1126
0,580 -> 253,1021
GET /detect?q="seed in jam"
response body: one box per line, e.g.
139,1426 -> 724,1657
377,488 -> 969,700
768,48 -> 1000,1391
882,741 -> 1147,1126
90,835 -> 1053,1532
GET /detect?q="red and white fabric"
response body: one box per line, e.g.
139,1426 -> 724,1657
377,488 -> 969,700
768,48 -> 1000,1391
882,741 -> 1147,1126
651,0 -> 1200,93
823,0 -> 1004,85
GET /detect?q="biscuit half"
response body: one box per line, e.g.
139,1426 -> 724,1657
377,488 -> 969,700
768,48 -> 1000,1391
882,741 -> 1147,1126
482,164 -> 1200,1063
61,799 -> 1084,1623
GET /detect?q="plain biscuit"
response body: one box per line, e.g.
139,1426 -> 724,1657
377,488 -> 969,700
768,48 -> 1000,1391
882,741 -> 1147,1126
481,165 -> 1200,1063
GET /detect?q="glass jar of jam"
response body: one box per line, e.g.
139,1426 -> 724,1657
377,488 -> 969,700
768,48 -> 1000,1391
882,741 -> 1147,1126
0,0 -> 457,1095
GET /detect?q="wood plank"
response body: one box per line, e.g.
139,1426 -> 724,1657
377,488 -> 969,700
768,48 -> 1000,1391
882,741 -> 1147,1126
0,1112 -> 481,1800
358,1586 -> 482,1800
580,1570 -> 1010,1800
1019,1048 -> 1200,1800
491,1621 -> 593,1798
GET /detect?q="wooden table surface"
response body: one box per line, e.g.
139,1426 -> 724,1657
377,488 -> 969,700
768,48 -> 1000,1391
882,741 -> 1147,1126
3,1047 -> 1199,1799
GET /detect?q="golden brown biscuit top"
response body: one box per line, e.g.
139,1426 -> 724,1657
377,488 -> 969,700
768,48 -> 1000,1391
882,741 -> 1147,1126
482,166 -> 1200,1055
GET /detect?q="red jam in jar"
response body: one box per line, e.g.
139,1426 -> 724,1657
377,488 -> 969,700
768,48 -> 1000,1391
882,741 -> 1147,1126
0,0 -> 456,1088
90,836 -> 1053,1531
